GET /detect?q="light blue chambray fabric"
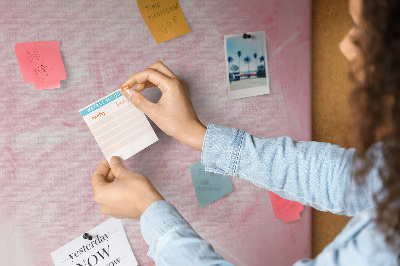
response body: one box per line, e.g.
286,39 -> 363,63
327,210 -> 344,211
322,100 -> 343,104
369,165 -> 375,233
140,124 -> 399,265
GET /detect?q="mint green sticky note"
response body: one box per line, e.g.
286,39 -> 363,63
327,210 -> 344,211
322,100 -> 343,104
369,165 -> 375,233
189,161 -> 233,208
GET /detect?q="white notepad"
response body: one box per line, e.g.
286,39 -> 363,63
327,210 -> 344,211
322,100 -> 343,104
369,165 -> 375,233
51,218 -> 138,266
79,90 -> 158,162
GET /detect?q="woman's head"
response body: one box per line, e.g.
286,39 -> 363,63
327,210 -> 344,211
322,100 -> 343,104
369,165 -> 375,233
341,0 -> 400,249
340,0 -> 364,81
340,0 -> 362,62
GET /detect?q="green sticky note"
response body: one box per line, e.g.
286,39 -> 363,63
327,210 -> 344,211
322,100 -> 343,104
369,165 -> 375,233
189,161 -> 233,208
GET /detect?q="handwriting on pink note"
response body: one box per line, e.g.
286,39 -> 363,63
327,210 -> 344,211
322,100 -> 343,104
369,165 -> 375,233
269,192 -> 304,223
14,41 -> 67,90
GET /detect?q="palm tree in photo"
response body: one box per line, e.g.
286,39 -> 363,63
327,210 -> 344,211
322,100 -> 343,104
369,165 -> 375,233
227,56 -> 233,73
231,64 -> 239,72
260,55 -> 266,71
237,51 -> 242,76
230,64 -> 239,82
253,53 -> 258,71
244,56 -> 251,78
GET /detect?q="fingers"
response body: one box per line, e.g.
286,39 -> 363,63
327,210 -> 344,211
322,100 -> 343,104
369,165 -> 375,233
121,62 -> 178,92
94,157 -> 116,183
121,68 -> 173,94
136,81 -> 155,92
122,81 -> 154,94
105,168 -> 116,183
121,89 -> 158,116
92,159 -> 110,189
109,156 -> 128,179
119,61 -> 181,120
147,61 -> 178,79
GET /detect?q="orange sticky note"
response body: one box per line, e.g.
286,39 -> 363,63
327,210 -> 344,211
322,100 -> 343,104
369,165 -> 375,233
137,0 -> 191,44
269,192 -> 304,223
14,41 -> 67,90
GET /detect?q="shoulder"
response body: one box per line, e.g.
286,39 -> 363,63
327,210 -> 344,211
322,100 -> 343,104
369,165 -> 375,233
319,209 -> 399,265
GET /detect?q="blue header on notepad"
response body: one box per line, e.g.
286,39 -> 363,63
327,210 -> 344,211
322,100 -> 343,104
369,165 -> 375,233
80,91 -> 123,116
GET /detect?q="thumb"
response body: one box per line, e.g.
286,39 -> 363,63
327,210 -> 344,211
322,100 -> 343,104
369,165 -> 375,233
109,156 -> 128,179
123,89 -> 155,115
92,159 -> 111,189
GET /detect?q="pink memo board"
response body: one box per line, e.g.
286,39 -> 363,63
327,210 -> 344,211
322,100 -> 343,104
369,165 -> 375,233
0,0 -> 311,265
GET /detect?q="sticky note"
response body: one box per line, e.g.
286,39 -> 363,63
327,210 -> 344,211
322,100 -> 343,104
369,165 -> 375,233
14,41 -> 66,90
189,161 -> 233,208
51,218 -> 138,266
269,192 -> 304,223
137,0 -> 191,44
79,90 -> 158,162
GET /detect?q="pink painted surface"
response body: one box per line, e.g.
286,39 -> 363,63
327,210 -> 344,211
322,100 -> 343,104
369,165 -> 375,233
0,0 -> 311,265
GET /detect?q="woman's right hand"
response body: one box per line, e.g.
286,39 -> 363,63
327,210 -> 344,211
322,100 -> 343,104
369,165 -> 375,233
120,61 -> 207,151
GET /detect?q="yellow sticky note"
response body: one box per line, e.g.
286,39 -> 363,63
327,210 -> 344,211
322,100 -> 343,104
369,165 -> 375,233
137,0 -> 191,44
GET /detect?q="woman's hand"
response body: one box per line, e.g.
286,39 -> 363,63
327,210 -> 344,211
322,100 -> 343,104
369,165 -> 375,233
120,61 -> 206,151
91,157 -> 164,220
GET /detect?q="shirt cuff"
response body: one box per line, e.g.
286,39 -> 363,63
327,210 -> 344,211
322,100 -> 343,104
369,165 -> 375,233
201,124 -> 245,176
140,200 -> 192,260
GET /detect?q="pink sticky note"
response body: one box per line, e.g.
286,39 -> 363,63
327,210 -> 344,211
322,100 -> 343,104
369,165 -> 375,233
14,41 -> 67,90
269,192 -> 304,223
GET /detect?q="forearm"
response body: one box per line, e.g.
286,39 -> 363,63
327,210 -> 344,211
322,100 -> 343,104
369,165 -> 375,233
201,124 -> 378,216
140,200 -> 233,265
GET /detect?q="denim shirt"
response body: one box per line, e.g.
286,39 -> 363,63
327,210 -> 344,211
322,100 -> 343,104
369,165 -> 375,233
140,124 -> 399,265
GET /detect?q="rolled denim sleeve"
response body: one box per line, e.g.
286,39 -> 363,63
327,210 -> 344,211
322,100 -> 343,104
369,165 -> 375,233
201,124 -> 382,216
140,200 -> 234,265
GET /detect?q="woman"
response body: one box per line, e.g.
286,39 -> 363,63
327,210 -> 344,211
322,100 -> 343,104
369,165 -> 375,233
91,0 -> 400,264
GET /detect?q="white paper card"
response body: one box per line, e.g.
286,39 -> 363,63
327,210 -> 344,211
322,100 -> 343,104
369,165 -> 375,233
51,218 -> 138,266
79,90 -> 158,162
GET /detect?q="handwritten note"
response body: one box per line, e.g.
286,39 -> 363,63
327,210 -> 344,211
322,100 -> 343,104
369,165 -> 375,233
189,161 -> 233,208
51,218 -> 138,266
137,0 -> 191,44
14,41 -> 66,90
269,192 -> 304,223
79,90 -> 158,162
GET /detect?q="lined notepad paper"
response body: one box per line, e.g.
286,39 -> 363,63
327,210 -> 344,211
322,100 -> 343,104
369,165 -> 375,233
79,90 -> 158,162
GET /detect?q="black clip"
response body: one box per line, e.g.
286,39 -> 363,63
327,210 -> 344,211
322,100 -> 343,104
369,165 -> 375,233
243,33 -> 252,39
83,233 -> 93,240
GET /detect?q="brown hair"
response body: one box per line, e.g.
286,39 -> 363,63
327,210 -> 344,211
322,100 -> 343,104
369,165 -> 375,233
350,0 -> 400,250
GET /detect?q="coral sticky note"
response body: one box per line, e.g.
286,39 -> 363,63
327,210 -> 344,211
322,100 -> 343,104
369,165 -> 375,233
137,0 -> 191,44
14,41 -> 67,90
269,192 -> 304,223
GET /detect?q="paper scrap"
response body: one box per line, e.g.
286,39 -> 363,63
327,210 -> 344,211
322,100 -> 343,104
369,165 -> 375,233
14,41 -> 66,90
269,192 -> 304,223
79,90 -> 158,162
189,161 -> 233,208
137,0 -> 191,44
51,218 -> 138,266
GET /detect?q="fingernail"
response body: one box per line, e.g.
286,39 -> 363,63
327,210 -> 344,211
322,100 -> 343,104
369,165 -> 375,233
120,85 -> 130,92
125,89 -> 133,100
110,156 -> 121,165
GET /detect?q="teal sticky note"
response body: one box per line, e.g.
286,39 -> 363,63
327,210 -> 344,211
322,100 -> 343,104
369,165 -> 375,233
189,161 -> 233,208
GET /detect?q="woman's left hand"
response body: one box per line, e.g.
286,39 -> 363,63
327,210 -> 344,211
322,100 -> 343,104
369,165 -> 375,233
91,157 -> 164,219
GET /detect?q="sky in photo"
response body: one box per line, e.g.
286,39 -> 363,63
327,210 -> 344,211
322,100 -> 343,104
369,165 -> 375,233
226,32 -> 266,73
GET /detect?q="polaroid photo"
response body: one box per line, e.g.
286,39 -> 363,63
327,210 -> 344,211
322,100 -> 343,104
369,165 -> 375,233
224,31 -> 270,100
